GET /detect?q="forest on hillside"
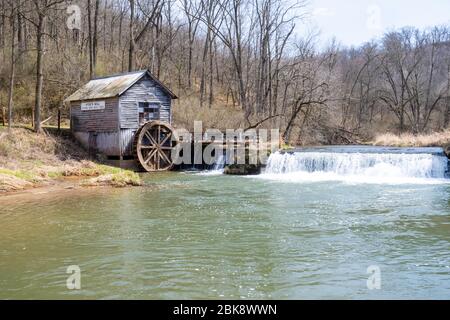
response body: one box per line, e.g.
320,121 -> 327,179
1,0 -> 450,145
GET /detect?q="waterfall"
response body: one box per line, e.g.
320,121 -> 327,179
196,152 -> 227,175
262,147 -> 449,183
212,153 -> 226,171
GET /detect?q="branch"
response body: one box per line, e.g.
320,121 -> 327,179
135,0 -> 162,44
244,114 -> 282,131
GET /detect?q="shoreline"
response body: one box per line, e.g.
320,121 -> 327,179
0,173 -> 143,196
0,178 -> 144,206
0,162 -> 143,194
0,176 -> 89,197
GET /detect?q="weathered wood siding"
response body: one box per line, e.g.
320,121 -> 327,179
70,97 -> 119,132
73,131 -> 121,156
120,129 -> 137,156
119,74 -> 171,129
73,129 -> 134,156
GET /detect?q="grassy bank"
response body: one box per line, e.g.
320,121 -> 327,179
0,126 -> 141,192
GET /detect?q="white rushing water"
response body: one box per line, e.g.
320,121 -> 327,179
196,153 -> 227,176
213,153 -> 226,171
260,150 -> 450,184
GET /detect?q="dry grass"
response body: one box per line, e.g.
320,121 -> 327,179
0,173 -> 33,192
0,127 -> 141,192
81,171 -> 142,188
373,130 -> 450,147
0,127 -> 86,168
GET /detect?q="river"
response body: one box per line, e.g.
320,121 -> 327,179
0,147 -> 449,299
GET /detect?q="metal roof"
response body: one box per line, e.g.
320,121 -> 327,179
65,70 -> 177,102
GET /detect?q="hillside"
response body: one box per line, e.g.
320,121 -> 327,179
0,126 -> 141,192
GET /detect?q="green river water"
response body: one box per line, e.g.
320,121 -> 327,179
0,171 -> 449,299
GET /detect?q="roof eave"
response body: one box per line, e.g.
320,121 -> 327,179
64,94 -> 119,104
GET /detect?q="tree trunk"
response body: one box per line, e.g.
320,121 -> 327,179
118,6 -> 123,49
17,9 -> 24,68
0,0 -> 5,49
93,0 -> 99,73
128,0 -> 135,72
103,0 -> 107,51
199,29 -> 209,107
232,4 -> 247,118
7,2 -> 16,129
34,13 -> 44,133
87,0 -> 94,78
208,37 -> 215,108
399,104 -> 405,133
444,65 -> 450,128
187,30 -> 193,88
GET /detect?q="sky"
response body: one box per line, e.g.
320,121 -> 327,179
304,0 -> 450,47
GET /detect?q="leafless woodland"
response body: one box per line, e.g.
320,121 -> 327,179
1,0 -> 450,144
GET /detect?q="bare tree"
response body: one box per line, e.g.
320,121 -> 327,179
282,40 -> 329,142
181,0 -> 201,88
31,0 -> 66,133
93,0 -> 100,74
128,0 -> 163,72
7,0 -> 16,129
87,0 -> 94,78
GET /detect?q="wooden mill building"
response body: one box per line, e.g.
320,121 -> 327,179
65,70 -> 178,171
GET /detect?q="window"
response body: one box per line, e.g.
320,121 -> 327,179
138,102 -> 160,124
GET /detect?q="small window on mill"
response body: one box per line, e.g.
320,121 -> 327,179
139,102 -> 160,125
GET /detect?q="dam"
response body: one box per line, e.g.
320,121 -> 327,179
262,146 -> 449,183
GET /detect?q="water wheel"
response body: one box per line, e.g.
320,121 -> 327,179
133,121 -> 178,172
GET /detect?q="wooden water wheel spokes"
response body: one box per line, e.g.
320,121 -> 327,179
134,121 -> 178,172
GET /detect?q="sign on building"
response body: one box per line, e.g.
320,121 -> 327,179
81,101 -> 105,111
